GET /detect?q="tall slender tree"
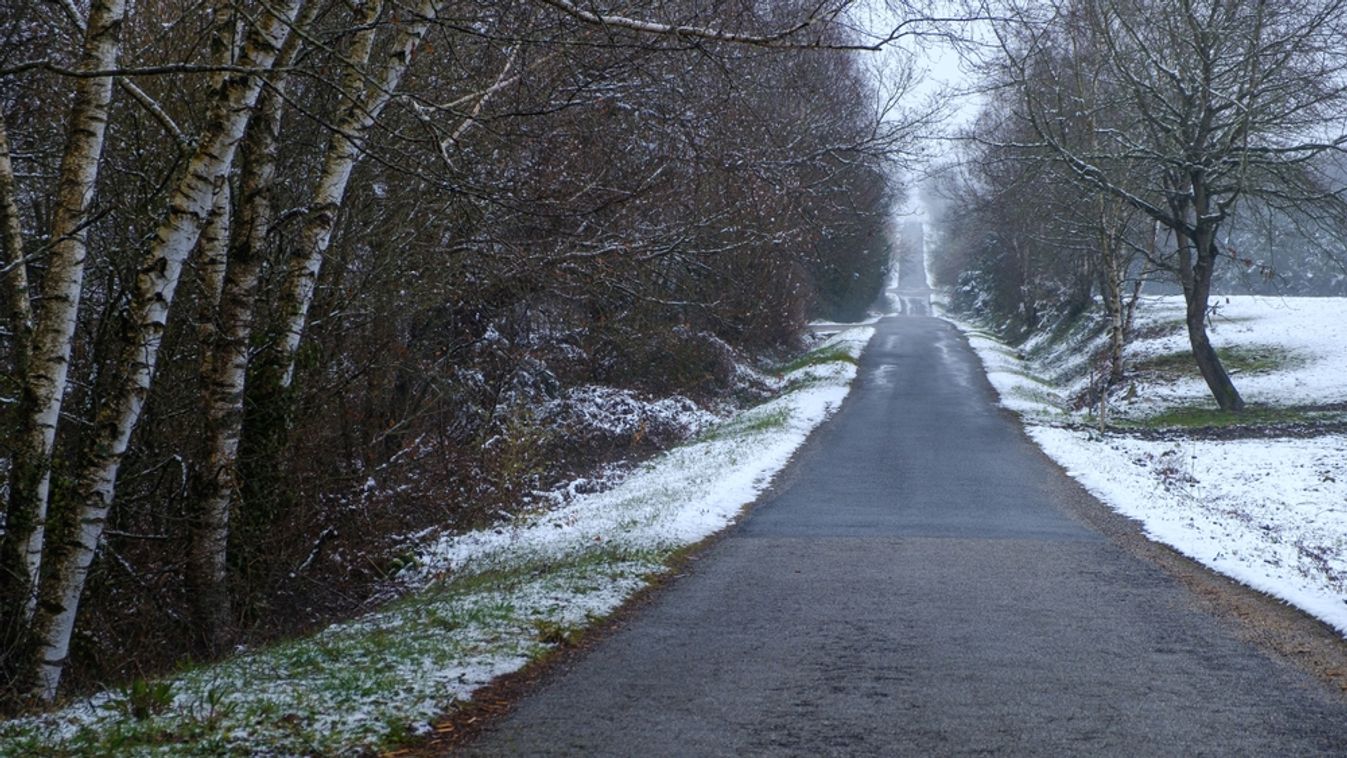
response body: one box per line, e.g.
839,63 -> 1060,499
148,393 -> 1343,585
25,0 -> 304,702
0,0 -> 127,635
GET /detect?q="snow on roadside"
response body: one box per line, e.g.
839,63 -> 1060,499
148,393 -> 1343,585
1032,427 -> 1347,634
940,301 -> 1347,636
399,326 -> 873,586
954,324 -> 1072,419
0,326 -> 875,756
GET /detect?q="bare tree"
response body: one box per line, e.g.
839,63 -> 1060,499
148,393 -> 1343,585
992,0 -> 1347,411
0,0 -> 126,637
22,0 -> 304,703
0,0 -> 925,707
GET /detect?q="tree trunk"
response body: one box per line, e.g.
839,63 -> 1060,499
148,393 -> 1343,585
185,3 -> 313,650
1102,254 -> 1126,386
0,0 -> 126,640
1183,227 -> 1245,412
186,184 -> 234,654
238,0 -> 438,549
0,116 -> 32,367
266,0 -> 438,392
25,0 -> 303,702
1093,202 -> 1128,387
0,120 -> 34,661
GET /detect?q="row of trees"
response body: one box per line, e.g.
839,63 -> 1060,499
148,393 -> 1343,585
932,0 -> 1347,407
0,0 -> 917,705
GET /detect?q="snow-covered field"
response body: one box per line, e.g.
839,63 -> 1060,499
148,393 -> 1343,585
0,327 -> 875,756
942,295 -> 1347,634
1115,296 -> 1347,411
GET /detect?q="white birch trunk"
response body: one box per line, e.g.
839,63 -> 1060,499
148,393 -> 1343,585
272,0 -> 440,389
1103,253 -> 1126,385
184,1 -> 314,647
1,0 -> 126,625
1097,209 -> 1127,387
26,0 -> 303,702
196,184 -> 232,338
184,182 -> 235,651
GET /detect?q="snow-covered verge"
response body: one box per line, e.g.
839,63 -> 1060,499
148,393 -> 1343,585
1109,296 -> 1347,413
0,327 -> 874,756
938,295 -> 1347,635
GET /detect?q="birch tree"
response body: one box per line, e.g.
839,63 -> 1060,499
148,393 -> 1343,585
250,0 -> 438,435
186,3 -> 317,655
0,0 -> 126,654
186,182 -> 235,652
24,0 -> 304,702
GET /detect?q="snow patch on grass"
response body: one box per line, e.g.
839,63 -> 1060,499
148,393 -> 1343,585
942,296 -> 1347,636
0,327 -> 874,756
1119,296 -> 1347,413
1033,428 -> 1347,633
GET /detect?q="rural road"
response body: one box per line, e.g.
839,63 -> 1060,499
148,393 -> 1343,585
462,311 -> 1347,755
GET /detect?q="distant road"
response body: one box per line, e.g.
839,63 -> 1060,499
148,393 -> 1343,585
891,220 -> 933,315
461,314 -> 1347,756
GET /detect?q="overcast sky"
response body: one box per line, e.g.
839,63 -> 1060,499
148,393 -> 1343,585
852,3 -> 987,223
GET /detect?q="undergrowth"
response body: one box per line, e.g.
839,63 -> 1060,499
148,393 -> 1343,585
775,345 -> 859,376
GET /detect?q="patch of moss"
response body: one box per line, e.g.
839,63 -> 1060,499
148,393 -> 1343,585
1133,345 -> 1305,379
695,407 -> 790,443
775,345 -> 858,376
1116,404 -> 1319,429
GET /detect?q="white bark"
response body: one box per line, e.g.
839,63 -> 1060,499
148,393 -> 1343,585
27,0 -> 304,702
1102,249 -> 1126,385
272,0 -> 439,389
189,179 -> 253,651
191,180 -> 232,453
181,0 -> 253,652
196,184 -> 232,340
2,0 -> 126,624
185,0 -> 315,647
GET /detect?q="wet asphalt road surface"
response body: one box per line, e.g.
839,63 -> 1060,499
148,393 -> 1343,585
463,314 -> 1347,756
